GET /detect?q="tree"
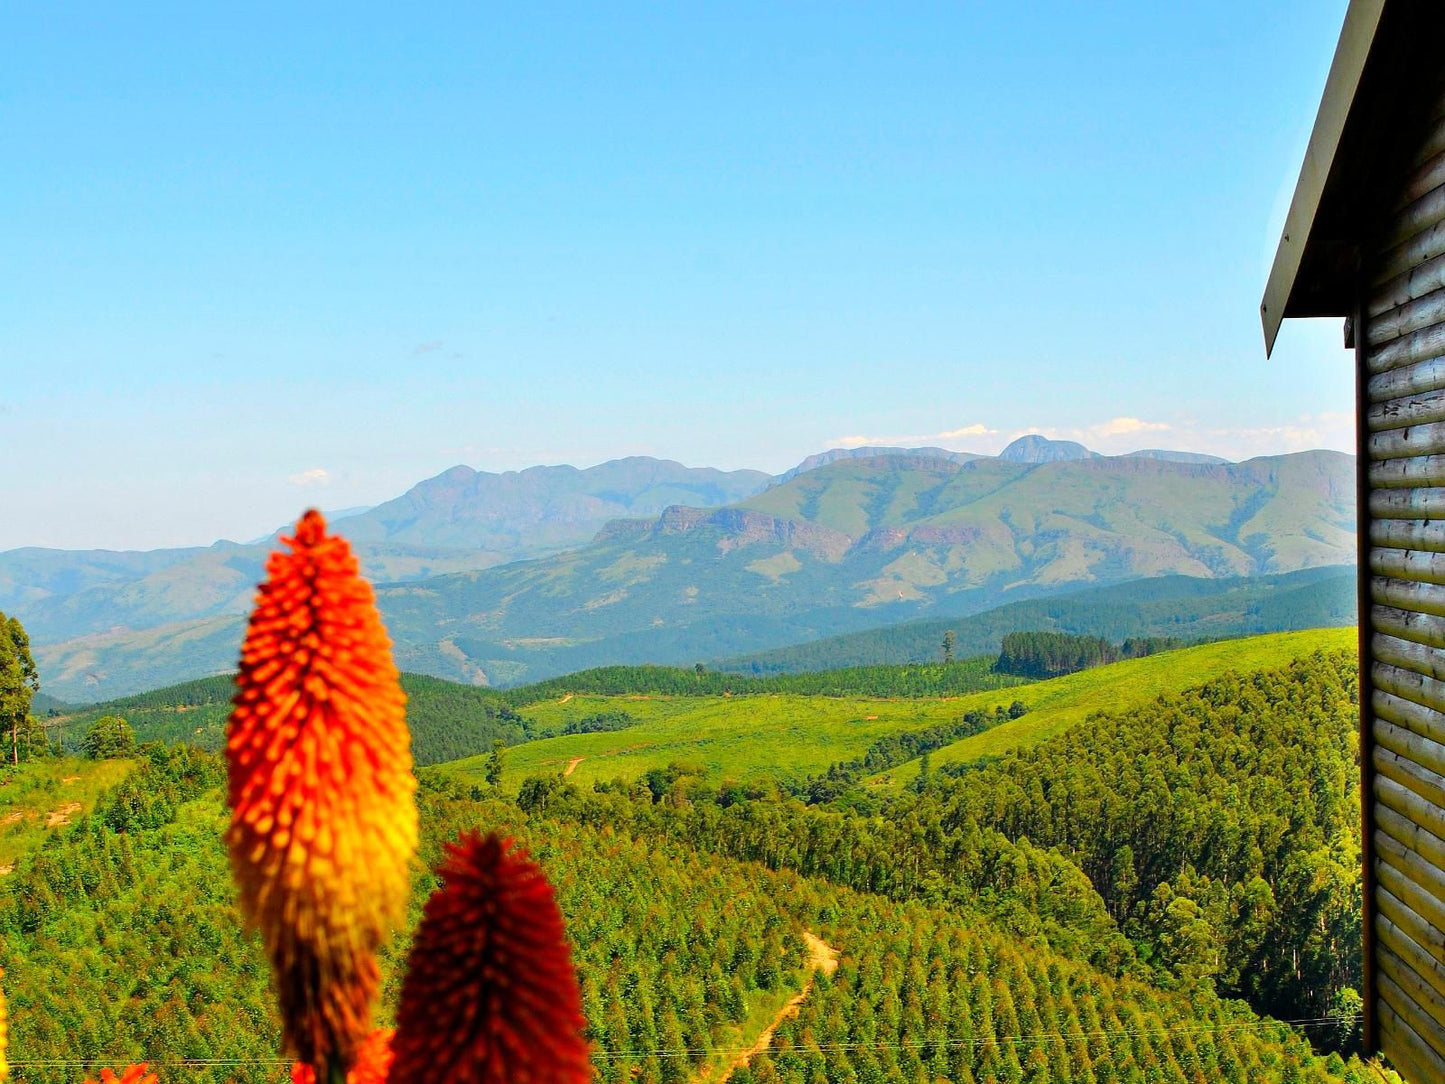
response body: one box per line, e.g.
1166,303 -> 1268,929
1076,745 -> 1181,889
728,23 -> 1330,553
941,630 -> 956,664
0,613 -> 39,766
83,715 -> 136,759
486,739 -> 505,788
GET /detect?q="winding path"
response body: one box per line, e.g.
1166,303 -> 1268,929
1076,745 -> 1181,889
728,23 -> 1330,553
711,932 -> 839,1083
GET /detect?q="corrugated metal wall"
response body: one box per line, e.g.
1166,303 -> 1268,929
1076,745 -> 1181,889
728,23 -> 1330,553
1365,93 -> 1445,1084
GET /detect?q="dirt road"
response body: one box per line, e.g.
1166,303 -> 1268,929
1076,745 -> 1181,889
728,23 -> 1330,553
711,932 -> 839,1082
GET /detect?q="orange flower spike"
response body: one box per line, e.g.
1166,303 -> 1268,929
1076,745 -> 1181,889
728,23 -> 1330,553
292,1029 -> 394,1084
389,832 -> 591,1084
226,510 -> 418,1074
87,1066 -> 158,1084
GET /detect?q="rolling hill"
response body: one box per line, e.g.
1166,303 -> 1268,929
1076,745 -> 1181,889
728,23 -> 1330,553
433,628 -> 1354,792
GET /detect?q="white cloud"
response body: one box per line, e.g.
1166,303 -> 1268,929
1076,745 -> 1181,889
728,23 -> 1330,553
1188,412 -> 1355,460
1007,412 -> 1354,461
831,423 -> 998,450
289,468 -> 332,487
413,340 -> 444,356
1093,416 -> 1171,437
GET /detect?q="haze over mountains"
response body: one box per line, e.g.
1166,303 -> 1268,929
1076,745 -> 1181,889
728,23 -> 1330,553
7,436 -> 1356,699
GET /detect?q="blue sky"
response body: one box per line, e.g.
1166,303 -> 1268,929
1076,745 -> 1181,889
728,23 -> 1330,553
3,2 -> 1354,550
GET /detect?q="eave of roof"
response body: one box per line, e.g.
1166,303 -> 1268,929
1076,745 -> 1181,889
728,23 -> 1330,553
1260,0 -> 1386,357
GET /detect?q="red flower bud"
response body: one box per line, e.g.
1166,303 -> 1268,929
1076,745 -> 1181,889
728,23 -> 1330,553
389,832 -> 590,1084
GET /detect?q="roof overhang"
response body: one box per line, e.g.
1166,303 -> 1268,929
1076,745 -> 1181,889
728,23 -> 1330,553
1260,0 -> 1445,357
1261,0 -> 1386,356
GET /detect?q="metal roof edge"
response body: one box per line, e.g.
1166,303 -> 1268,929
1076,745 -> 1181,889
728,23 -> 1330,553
1261,0 -> 1387,357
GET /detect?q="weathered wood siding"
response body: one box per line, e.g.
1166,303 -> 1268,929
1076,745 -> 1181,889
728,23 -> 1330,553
1366,95 -> 1445,1083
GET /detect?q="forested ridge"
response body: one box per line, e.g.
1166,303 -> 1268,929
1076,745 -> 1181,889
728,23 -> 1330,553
494,655 -> 1028,704
922,650 -> 1362,1026
721,568 -> 1355,673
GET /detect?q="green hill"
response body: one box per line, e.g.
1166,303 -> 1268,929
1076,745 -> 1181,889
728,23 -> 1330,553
52,653 -> 1033,770
880,627 -> 1356,786
433,629 -> 1354,792
908,649 -> 1361,1027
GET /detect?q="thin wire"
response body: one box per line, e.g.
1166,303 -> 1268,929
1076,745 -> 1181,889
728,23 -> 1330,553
6,1013 -> 1363,1067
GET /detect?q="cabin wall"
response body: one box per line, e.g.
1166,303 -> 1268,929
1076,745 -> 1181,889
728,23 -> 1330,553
1364,93 -> 1445,1083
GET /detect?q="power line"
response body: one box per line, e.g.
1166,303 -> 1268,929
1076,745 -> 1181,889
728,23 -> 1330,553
6,1013 -> 1363,1069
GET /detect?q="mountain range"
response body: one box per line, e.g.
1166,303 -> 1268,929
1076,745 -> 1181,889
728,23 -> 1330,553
13,437 -> 1356,700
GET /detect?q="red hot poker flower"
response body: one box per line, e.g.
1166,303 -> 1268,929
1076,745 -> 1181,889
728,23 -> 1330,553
292,1029 -> 393,1084
389,832 -> 591,1084
226,510 -> 418,1073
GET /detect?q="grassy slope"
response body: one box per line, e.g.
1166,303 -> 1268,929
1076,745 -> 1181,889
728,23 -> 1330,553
446,691 -> 979,790
0,757 -> 133,868
879,626 -> 1356,786
438,628 -> 1354,792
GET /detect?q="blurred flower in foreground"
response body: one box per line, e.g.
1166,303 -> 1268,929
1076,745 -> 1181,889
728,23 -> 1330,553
86,1066 -> 157,1084
291,1029 -> 393,1084
226,510 -> 418,1075
389,832 -> 590,1084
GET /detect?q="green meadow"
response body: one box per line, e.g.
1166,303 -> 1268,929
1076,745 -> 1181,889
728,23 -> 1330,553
0,756 -> 134,869
440,627 -> 1355,791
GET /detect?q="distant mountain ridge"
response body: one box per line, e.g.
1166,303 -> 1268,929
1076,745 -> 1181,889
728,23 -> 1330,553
773,446 -> 981,484
2,437 -> 1235,645
27,446 -> 1355,699
2,456 -> 773,646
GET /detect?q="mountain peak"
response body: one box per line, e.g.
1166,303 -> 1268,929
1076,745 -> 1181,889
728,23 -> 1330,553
998,435 -> 1099,463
